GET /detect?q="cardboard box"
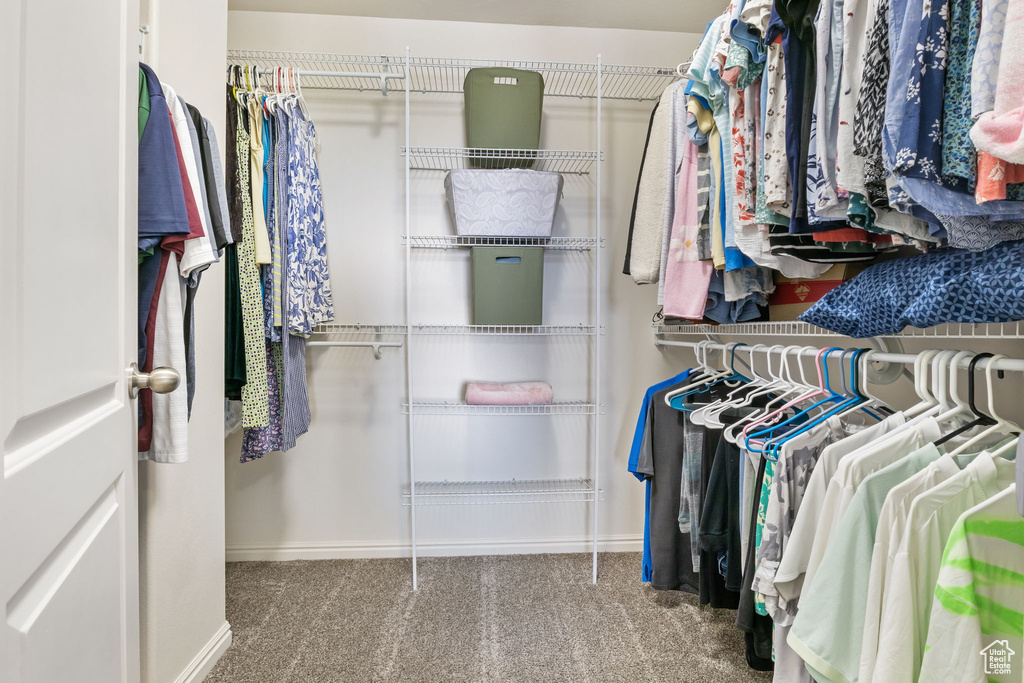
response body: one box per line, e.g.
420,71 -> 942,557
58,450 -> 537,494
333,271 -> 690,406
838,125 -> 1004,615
769,263 -> 867,321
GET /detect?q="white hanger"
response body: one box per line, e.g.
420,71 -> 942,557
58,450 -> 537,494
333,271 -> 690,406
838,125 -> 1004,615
293,67 -> 312,120
691,344 -> 767,426
949,354 -> 1020,456
902,349 -> 942,419
723,345 -> 811,444
929,349 -> 975,428
703,345 -> 792,430
664,341 -> 731,406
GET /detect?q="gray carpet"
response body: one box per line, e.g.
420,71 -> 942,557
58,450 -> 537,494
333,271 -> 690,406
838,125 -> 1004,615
207,553 -> 772,682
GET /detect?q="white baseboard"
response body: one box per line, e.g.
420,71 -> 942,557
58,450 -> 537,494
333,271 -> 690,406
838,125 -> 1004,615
174,620 -> 232,683
225,534 -> 643,562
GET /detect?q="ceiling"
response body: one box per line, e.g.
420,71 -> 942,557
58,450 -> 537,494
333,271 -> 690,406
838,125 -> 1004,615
227,0 -> 716,34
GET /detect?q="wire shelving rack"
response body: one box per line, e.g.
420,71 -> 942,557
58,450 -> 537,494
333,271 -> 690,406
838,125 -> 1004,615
653,320 -> 1024,340
403,401 -> 597,416
229,47 -> 678,589
227,49 -> 680,100
403,235 -> 599,250
402,478 -> 600,506
402,147 -> 599,174
412,324 -> 596,336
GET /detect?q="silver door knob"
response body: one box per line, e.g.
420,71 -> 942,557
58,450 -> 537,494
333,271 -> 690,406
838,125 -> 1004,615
128,363 -> 180,397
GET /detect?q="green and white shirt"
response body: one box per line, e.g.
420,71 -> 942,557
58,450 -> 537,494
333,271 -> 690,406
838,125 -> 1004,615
919,485 -> 1024,683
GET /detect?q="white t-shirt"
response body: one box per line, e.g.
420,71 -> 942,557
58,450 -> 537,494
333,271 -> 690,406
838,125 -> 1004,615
858,452 -> 963,683
801,417 -> 942,589
873,453 -> 1016,682
139,253 -> 188,463
161,83 -> 217,279
774,411 -> 906,602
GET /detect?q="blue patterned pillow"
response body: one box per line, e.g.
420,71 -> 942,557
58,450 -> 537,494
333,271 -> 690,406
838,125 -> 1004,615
799,240 -> 1024,337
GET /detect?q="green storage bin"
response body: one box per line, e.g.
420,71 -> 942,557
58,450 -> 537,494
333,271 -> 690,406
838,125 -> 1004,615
464,67 -> 544,169
471,247 -> 544,325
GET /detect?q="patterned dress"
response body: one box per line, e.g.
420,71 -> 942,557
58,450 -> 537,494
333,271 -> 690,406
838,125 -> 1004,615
286,101 -> 334,337
235,98 -> 270,428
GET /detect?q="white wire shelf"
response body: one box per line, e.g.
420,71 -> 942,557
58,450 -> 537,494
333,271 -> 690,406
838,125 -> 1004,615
412,324 -> 596,336
402,147 -> 598,174
404,235 -> 599,250
653,320 -> 1024,339
403,401 -> 597,415
403,478 -> 600,506
226,50 -> 680,100
311,324 -> 597,336
313,323 -> 407,336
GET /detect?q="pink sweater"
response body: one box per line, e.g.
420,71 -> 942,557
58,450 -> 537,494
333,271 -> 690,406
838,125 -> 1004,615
465,382 -> 554,405
662,117 -> 713,321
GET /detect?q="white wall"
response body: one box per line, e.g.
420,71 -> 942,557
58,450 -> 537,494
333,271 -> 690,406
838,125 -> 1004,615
138,0 -> 231,680
224,11 -> 703,560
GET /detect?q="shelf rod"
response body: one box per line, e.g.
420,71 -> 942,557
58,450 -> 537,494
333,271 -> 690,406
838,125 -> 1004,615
305,340 -> 403,360
251,66 -> 404,95
655,338 -> 1024,373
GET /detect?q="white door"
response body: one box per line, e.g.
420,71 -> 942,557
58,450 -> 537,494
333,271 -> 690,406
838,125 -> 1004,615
1,0 -> 144,681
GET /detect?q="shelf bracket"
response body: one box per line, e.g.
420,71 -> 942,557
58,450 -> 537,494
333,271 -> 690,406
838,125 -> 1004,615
380,57 -> 391,96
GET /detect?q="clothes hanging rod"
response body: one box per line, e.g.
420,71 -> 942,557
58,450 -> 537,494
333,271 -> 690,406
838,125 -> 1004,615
655,338 -> 1024,373
246,67 -> 404,95
252,67 -> 405,81
305,340 -> 403,360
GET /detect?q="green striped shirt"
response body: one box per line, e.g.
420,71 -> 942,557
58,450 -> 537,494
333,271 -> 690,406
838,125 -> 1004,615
920,485 -> 1024,683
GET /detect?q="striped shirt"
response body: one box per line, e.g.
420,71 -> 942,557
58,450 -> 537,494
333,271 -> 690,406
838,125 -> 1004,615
920,485 -> 1023,683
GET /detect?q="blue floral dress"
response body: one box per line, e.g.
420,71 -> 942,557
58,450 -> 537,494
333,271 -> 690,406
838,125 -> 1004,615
286,101 -> 334,337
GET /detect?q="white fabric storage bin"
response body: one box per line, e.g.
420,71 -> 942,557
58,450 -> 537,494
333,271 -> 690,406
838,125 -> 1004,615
444,168 -> 564,237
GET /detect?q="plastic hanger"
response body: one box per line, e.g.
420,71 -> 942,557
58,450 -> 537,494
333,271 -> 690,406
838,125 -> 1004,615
902,349 -> 941,419
670,342 -> 750,412
293,67 -> 312,120
947,354 -> 1020,456
724,345 -> 813,444
696,345 -> 777,427
664,341 -> 731,407
690,344 -> 761,425
700,344 -> 787,427
827,348 -> 885,423
765,348 -> 888,455
754,348 -> 869,460
742,347 -> 841,448
722,346 -> 798,443
934,353 -> 999,449
924,349 -> 976,436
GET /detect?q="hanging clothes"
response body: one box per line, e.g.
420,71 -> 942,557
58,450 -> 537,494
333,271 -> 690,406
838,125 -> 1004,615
626,0 -> 1024,329
226,65 -> 330,462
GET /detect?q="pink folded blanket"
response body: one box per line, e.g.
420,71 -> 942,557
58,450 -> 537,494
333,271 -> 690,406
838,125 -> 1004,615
465,382 -> 554,405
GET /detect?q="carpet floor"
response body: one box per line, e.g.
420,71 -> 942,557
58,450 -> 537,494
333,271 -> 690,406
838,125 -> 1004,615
207,552 -> 773,683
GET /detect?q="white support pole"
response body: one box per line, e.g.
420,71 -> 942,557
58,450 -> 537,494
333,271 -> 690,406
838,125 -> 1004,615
591,55 -> 603,585
403,46 -> 418,590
